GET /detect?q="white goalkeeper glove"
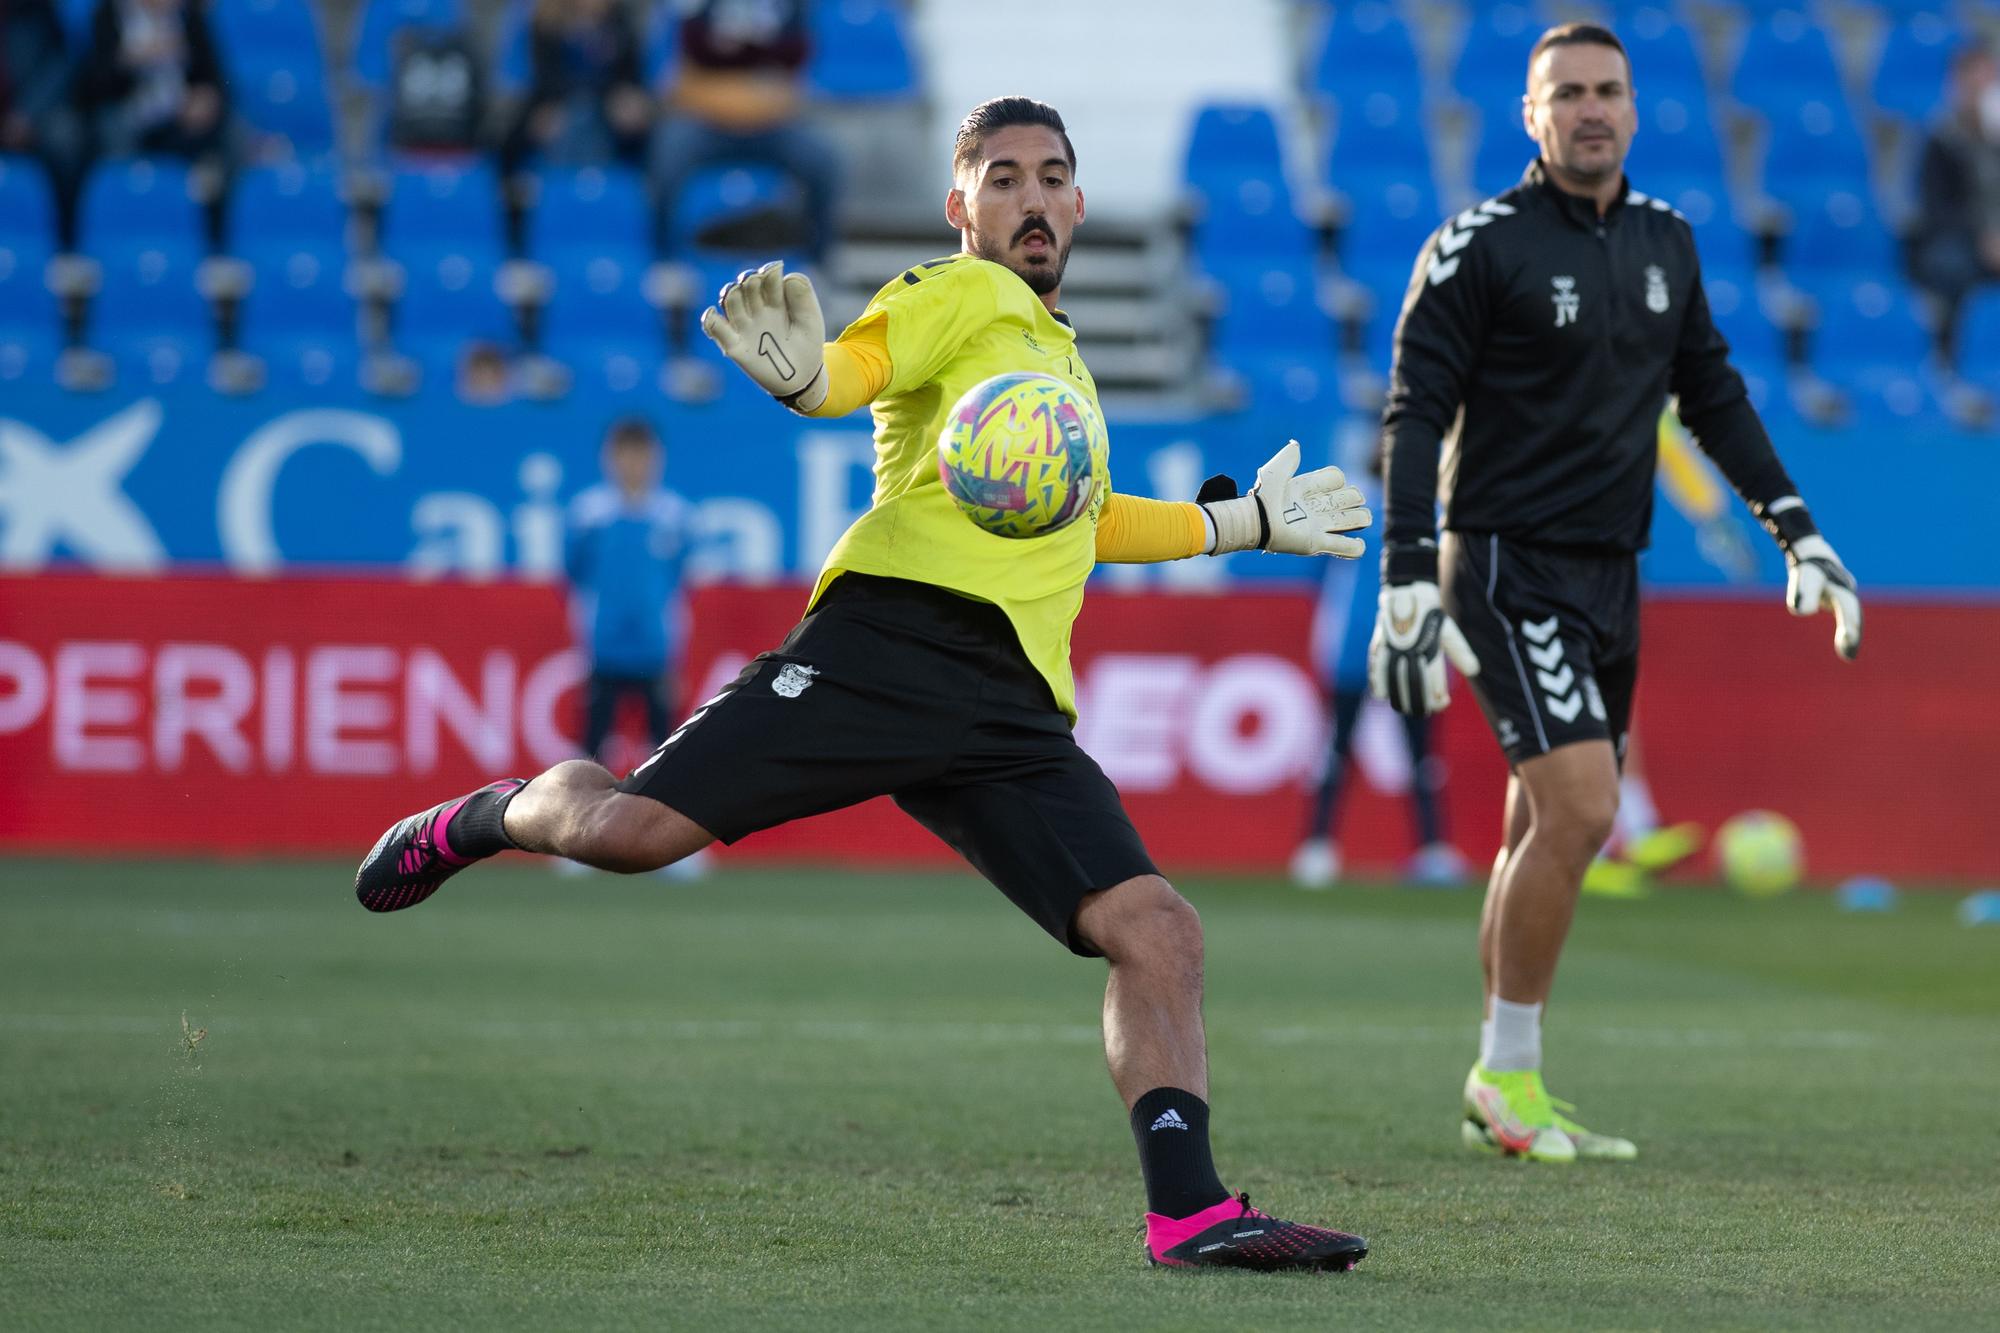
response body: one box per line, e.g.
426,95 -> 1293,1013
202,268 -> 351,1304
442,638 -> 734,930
1754,496 -> 1862,662
1784,534 -> 1862,661
1197,440 -> 1371,558
698,259 -> 828,414
1369,580 -> 1481,715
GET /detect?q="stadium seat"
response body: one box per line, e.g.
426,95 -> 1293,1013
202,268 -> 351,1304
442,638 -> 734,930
1786,189 -> 1898,279
1451,3 -> 1540,110
1336,170 -> 1440,294
1729,9 -> 1846,115
1327,85 -> 1429,183
1957,288 -> 2000,387
393,253 -> 515,361
237,247 -> 361,391
1205,256 -> 1334,362
1869,11 -> 1958,123
0,324 -> 59,385
0,155 -> 57,256
210,0 -> 336,157
77,159 -> 204,264
351,0 -> 465,86
527,167 -> 653,268
1472,113 -> 1536,198
1759,98 -> 1872,201
90,250 -> 212,386
1811,279 -> 1933,417
380,162 -> 505,268
541,251 -> 665,384
1308,1 -> 1422,107
228,164 -> 347,263
493,0 -> 533,93
664,164 -> 807,260
1183,104 -> 1313,260
809,0 -> 918,100
1618,5 -> 1708,97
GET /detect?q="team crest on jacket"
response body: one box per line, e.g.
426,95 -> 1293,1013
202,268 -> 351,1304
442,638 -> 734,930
771,663 -> 819,698
1551,276 -> 1579,327
1645,265 -> 1670,314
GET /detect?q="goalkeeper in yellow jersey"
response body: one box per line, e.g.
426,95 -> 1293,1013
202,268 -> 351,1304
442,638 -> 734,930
354,97 -> 1374,1272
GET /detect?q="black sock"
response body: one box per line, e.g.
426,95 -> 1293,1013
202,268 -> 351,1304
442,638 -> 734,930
443,780 -> 524,859
1129,1087 -> 1230,1219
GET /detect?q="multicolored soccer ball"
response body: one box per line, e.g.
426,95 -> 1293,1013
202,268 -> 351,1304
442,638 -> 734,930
1715,810 -> 1804,897
936,372 -> 1107,539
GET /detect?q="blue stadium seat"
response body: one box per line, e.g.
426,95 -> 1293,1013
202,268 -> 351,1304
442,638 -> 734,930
238,247 -> 360,390
210,0 -> 335,155
77,159 -> 204,264
1205,256 -> 1334,358
228,164 -> 346,262
91,250 -> 212,386
1619,5 -> 1708,96
393,254 -> 514,360
664,164 -> 805,260
1760,97 -> 1872,199
1309,1 -> 1423,106
0,325 -> 59,385
1630,90 -> 1727,186
1958,288 -> 2000,388
0,208 -> 58,362
541,251 -> 664,379
1730,9 -> 1845,115
352,0 -> 465,86
528,167 -> 653,267
1472,114 -> 1536,198
0,156 -> 57,255
493,0 -> 533,93
1183,104 -> 1311,260
1337,170 -> 1440,293
1869,11 -> 1958,123
809,0 -> 917,100
1328,87 -> 1429,181
1786,189 -> 1897,278
381,163 -> 505,267
1811,279 -> 1933,415
1451,3 -> 1540,109
1703,268 -> 1781,376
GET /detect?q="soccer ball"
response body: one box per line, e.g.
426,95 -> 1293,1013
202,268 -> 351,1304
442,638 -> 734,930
937,371 -> 1107,539
1714,810 -> 1803,897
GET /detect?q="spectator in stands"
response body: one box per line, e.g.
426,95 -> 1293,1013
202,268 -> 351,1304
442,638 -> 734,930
1,0 -> 85,245
1908,42 -> 2000,422
564,416 -> 693,779
456,339 -> 513,405
382,13 -> 484,155
71,0 -> 232,170
649,0 -> 838,264
499,0 -> 649,176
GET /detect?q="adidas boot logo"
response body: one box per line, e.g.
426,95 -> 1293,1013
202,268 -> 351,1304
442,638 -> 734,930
1150,1108 -> 1189,1132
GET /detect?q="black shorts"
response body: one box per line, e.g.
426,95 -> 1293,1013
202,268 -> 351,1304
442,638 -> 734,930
1440,532 -> 1639,767
619,574 -> 1159,954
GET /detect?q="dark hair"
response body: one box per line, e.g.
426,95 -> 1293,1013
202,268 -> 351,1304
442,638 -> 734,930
1952,41 -> 1996,78
605,415 -> 659,449
1527,23 -> 1631,83
951,96 -> 1076,180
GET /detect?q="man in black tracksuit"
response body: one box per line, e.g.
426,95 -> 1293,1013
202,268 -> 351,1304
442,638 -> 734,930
1368,24 -> 1862,1163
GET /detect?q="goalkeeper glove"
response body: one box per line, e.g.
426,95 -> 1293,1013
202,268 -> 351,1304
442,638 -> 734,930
1753,496 -> 1862,661
1196,440 -> 1370,558
699,260 -> 828,414
1368,541 -> 1481,716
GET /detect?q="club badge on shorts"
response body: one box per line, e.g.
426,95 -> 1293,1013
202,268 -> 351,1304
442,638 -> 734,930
771,663 -> 819,698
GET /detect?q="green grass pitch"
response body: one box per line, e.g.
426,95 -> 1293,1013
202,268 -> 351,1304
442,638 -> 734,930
3,857 -> 1996,1331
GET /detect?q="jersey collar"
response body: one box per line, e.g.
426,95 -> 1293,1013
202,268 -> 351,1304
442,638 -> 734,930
1524,158 -> 1632,229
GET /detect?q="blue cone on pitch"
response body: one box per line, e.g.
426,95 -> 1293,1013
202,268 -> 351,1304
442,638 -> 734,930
1958,890 -> 2000,926
1835,876 -> 1896,913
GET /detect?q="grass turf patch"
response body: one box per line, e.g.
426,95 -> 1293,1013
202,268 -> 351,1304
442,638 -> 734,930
2,858 -> 1996,1330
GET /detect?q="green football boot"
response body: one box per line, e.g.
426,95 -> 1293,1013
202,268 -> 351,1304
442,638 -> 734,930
1550,1094 -> 1638,1161
1461,1065 -> 1576,1163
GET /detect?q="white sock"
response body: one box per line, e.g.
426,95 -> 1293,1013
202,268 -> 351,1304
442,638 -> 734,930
1480,997 -> 1543,1073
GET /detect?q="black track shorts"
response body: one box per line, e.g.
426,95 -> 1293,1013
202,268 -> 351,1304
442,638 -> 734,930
1440,532 -> 1640,767
620,574 -> 1159,954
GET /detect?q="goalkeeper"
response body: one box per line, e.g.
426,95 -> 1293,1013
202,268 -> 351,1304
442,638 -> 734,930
355,97 -> 1372,1272
1368,23 -> 1863,1165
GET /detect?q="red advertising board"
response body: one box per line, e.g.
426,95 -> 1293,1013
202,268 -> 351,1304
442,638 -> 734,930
0,574 -> 1994,881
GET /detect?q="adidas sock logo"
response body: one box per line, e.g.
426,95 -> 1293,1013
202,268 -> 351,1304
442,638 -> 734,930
1150,1108 -> 1189,1132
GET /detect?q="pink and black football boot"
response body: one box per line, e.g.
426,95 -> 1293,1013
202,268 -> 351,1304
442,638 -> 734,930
1146,1193 -> 1368,1272
354,780 -> 524,913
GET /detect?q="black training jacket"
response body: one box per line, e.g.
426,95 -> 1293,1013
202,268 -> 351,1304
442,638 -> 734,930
1380,160 -> 1798,563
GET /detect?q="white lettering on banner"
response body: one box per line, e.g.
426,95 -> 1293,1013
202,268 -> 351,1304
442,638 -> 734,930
219,409 -> 402,574
511,454 -> 564,577
688,501 -> 783,581
409,493 -> 505,580
52,642 -> 146,771
1185,655 -> 1320,794
796,431 -> 874,571
306,646 -> 400,775
0,640 -> 49,734
0,401 -> 167,570
1075,652 -> 1322,794
1076,655 -> 1200,791
154,643 -> 256,772
520,647 -> 587,768
407,649 -> 515,772
5,640 -> 581,774
263,648 -> 295,771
